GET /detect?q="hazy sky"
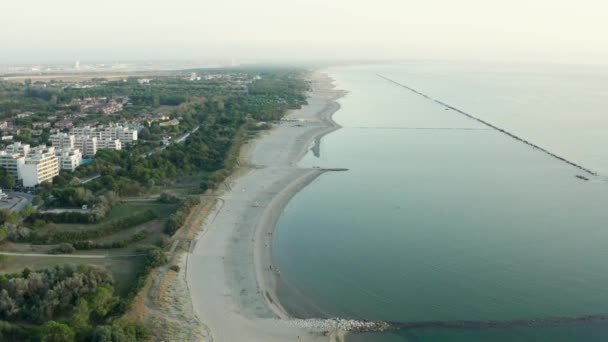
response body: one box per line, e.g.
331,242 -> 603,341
3,0 -> 608,64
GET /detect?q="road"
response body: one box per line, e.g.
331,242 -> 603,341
144,126 -> 200,158
0,251 -> 143,258
4,191 -> 34,212
38,208 -> 90,214
81,173 -> 101,184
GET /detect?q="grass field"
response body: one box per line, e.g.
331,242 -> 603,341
39,201 -> 179,233
151,172 -> 210,197
0,255 -> 146,296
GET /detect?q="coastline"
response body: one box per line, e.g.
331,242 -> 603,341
187,71 -> 346,341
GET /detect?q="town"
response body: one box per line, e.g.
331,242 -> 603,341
0,124 -> 138,188
0,66 -> 308,341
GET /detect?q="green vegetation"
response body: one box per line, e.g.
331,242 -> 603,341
0,265 -> 114,323
164,197 -> 200,236
27,210 -> 158,244
0,254 -> 9,269
0,264 -> 149,341
48,243 -> 75,254
0,168 -> 16,189
0,67 -> 309,340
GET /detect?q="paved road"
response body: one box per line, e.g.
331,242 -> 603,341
144,126 -> 200,158
81,174 -> 101,184
39,208 -> 90,214
4,191 -> 34,212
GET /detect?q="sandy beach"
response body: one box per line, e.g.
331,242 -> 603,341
187,71 -> 346,341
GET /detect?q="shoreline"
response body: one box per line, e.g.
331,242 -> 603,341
256,76 -> 345,320
187,70 -> 347,341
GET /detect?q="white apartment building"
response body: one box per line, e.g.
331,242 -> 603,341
21,146 -> 59,187
71,126 -> 96,136
0,151 -> 25,177
74,135 -> 98,157
5,142 -> 31,155
99,138 -> 121,150
55,148 -> 82,172
71,125 -> 137,146
50,133 -> 75,149
98,125 -> 137,145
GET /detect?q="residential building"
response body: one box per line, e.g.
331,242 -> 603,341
16,112 -> 34,118
71,124 -> 137,146
55,120 -> 74,129
55,148 -> 82,172
5,142 -> 31,155
97,125 -> 138,145
50,133 -> 76,149
0,151 -> 25,177
21,146 -> 59,187
159,119 -> 179,127
32,122 -> 51,129
71,126 -> 96,136
74,135 -> 98,157
99,138 -> 121,150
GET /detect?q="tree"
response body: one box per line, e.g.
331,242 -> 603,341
0,254 -> 9,269
0,209 -> 19,225
0,228 -> 7,242
91,325 -> 113,342
70,299 -> 92,338
33,195 -> 44,206
20,205 -> 36,219
41,321 -> 75,342
0,168 -> 16,189
90,286 -> 118,318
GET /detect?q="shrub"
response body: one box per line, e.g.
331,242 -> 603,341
41,321 -> 75,342
28,210 -> 158,244
164,197 -> 201,236
158,192 -> 179,204
48,243 -> 75,254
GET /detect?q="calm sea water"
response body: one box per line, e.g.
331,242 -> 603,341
273,63 -> 608,341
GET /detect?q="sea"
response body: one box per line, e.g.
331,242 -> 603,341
272,62 -> 608,341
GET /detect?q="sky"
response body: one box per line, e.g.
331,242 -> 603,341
2,0 -> 608,65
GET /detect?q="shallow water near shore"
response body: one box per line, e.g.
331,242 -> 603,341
273,63 -> 608,340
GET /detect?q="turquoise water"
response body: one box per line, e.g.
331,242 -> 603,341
273,63 -> 608,340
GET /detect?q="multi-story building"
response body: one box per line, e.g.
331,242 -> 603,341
4,142 -> 31,155
50,133 -> 76,149
71,124 -> 137,146
21,146 -> 59,187
97,125 -> 138,145
0,151 -> 25,178
55,148 -> 82,172
74,135 -> 98,157
99,138 -> 121,150
71,126 -> 96,136
55,120 -> 74,129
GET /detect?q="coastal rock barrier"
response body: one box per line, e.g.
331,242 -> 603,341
377,74 -> 598,177
287,318 -> 391,333
385,314 -> 608,330
290,314 -> 608,334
